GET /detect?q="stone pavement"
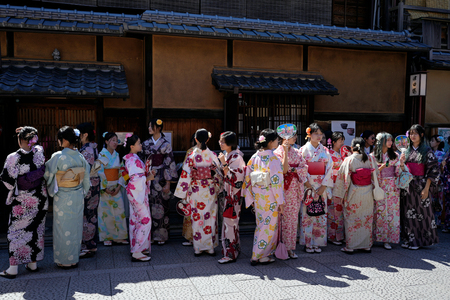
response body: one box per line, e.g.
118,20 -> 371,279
0,232 -> 449,300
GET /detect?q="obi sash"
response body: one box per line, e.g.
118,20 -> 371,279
104,168 -> 119,181
406,163 -> 425,176
351,168 -> 372,186
285,163 -> 299,190
380,166 -> 395,178
56,167 -> 85,188
17,165 -> 45,191
307,161 -> 325,176
151,154 -> 165,167
192,166 -> 212,180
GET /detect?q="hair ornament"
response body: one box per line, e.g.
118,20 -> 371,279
208,132 -> 212,138
327,138 -> 332,146
406,131 -> 409,138
355,143 -> 360,149
156,119 -> 163,126
437,135 -> 444,143
123,133 -> 133,147
258,135 -> 266,143
102,132 -> 108,138
74,129 -> 80,137
28,135 -> 38,147
305,127 -> 311,140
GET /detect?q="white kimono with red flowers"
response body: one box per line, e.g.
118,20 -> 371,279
175,147 -> 222,253
121,153 -> 151,254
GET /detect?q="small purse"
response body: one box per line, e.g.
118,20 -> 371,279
176,199 -> 192,216
250,171 -> 270,188
306,195 -> 326,216
303,188 -> 314,206
371,159 -> 385,201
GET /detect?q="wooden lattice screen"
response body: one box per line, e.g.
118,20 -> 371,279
17,104 -> 97,159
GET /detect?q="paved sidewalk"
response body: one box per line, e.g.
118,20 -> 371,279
0,232 -> 449,300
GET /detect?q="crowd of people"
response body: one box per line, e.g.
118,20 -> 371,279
0,120 -> 448,278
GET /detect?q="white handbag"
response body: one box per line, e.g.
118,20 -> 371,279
250,171 -> 271,188
371,159 -> 385,201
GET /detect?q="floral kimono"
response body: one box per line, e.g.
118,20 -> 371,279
442,153 -> 450,231
121,153 -> 151,254
274,146 -> 308,251
175,147 -> 221,253
79,142 -> 100,250
97,149 -> 128,242
140,136 -> 178,243
333,154 -> 375,250
181,147 -> 195,243
432,149 -> 445,226
44,148 -> 90,265
220,149 -> 245,260
371,152 -> 401,244
299,143 -> 333,248
0,145 -> 48,266
243,150 -> 284,261
400,147 -> 439,247
327,148 -> 345,242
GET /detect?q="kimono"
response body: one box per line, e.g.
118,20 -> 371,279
274,146 -> 308,250
79,142 -> 100,250
327,148 -> 345,242
432,150 -> 445,226
97,149 -> 128,242
333,153 -> 375,250
44,148 -> 90,265
181,147 -> 196,242
443,153 -> 450,231
243,150 -> 284,261
121,153 -> 151,254
400,147 -> 440,247
175,147 -> 221,253
371,152 -> 401,244
140,136 -> 178,243
299,143 -> 333,248
0,145 -> 48,265
220,149 -> 245,260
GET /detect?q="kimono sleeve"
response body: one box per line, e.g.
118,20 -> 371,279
243,157 -> 255,208
224,154 -> 245,189
44,152 -> 61,198
425,149 -> 440,187
0,152 -> 20,204
269,155 -> 285,206
295,149 -> 309,184
161,141 -> 178,181
80,154 -> 91,195
333,157 -> 351,199
174,154 -> 192,199
322,150 -> 334,188
97,151 -> 109,190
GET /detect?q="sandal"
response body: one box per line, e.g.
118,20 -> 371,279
0,270 -> 16,279
331,241 -> 343,246
313,247 -> 322,253
25,265 -> 39,272
384,243 -> 392,250
57,263 -> 78,269
182,241 -> 193,246
305,247 -> 314,253
113,240 -> 129,245
79,250 -> 95,259
104,241 -> 112,246
259,257 -> 275,265
157,241 -> 166,245
218,257 -> 236,264
131,255 -> 151,262
287,251 -> 298,259
408,246 -> 420,250
340,247 -> 354,254
401,242 -> 409,249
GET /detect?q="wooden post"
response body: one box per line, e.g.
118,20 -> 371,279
398,1 -> 404,32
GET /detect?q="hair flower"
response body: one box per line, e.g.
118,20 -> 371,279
305,127 -> 311,140
327,138 -> 332,145
437,136 -> 444,142
28,135 -> 38,147
208,132 -> 212,138
355,143 -> 360,148
156,119 -> 163,126
74,129 -> 80,137
102,132 -> 108,138
123,133 -> 133,147
258,135 -> 266,143
406,131 -> 409,138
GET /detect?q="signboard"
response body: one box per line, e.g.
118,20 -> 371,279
331,121 -> 356,147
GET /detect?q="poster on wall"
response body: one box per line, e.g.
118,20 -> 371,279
438,128 -> 450,153
163,131 -> 173,146
116,132 -> 133,145
331,121 -> 356,147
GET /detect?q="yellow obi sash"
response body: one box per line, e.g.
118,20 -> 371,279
56,167 -> 85,188
104,168 -> 119,181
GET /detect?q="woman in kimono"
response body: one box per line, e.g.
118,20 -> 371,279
77,122 -> 100,258
121,134 -> 154,262
327,131 -> 345,245
98,132 -> 128,246
140,119 -> 178,245
274,126 -> 308,259
361,130 -> 375,155
333,137 -> 376,254
175,128 -> 222,256
217,131 -> 245,264
0,127 -> 48,279
400,124 -> 439,250
181,137 -> 196,246
243,129 -> 285,265
429,135 -> 445,226
44,126 -> 90,268
299,123 -> 333,254
371,132 -> 404,250
442,139 -> 450,233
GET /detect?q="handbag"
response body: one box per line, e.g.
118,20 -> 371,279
176,199 -> 192,217
303,188 -> 314,206
306,195 -> 326,216
250,171 -> 270,188
371,159 -> 385,201
275,214 -> 289,260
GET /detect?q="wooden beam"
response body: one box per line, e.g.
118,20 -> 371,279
314,112 -> 405,122
152,108 -> 224,119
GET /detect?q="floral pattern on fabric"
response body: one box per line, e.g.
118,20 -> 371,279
327,149 -> 345,242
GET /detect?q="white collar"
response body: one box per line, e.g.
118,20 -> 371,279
152,136 -> 161,144
413,146 -> 419,151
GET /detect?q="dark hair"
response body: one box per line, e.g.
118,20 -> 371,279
351,137 -> 368,162
255,128 -> 278,150
220,131 -> 237,150
103,132 -> 118,148
57,126 -> 79,145
306,123 -> 323,142
430,135 -> 445,151
373,132 -> 397,163
124,134 -> 140,154
195,128 -> 209,150
76,122 -> 95,142
150,118 -> 165,137
361,130 -> 375,152
331,131 -> 344,149
406,124 -> 428,163
18,126 -> 38,142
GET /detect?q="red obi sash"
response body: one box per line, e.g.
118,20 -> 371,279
151,154 -> 165,167
406,163 -> 425,176
307,162 -> 325,175
351,168 -> 373,186
285,172 -> 299,190
192,166 -> 212,180
380,166 -> 395,178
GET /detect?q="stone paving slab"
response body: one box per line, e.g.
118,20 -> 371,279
0,233 -> 449,300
